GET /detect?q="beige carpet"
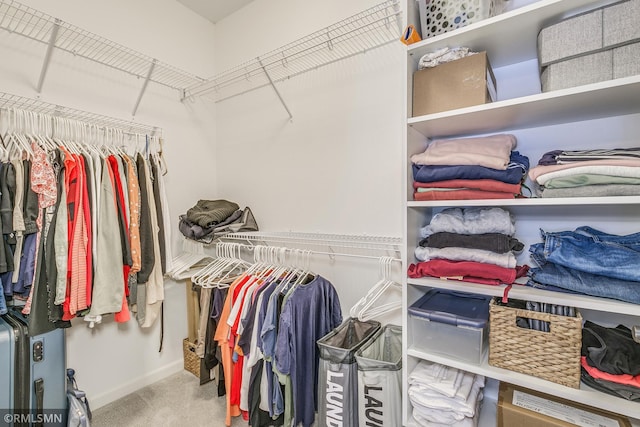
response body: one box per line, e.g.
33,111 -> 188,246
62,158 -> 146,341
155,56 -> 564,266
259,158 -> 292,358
91,370 -> 245,427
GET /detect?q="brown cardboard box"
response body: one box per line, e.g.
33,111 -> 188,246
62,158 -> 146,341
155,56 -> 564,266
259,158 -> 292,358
497,383 -> 632,427
412,51 -> 496,117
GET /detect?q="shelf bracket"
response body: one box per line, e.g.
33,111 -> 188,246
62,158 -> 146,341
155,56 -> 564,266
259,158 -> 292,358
258,58 -> 293,121
132,59 -> 157,117
36,18 -> 61,93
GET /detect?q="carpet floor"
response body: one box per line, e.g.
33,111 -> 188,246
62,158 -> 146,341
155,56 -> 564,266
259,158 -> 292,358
91,371 -> 245,427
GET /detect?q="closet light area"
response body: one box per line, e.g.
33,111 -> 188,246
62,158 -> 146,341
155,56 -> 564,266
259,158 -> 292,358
0,0 -> 639,426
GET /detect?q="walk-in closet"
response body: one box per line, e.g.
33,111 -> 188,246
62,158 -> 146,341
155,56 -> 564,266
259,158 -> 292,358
0,0 -> 638,426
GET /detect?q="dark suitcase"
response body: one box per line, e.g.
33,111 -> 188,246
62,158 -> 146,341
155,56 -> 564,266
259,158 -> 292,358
1,306 -> 66,427
0,315 -> 17,420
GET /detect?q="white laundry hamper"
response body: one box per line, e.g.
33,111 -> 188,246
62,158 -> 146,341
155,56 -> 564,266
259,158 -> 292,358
317,318 -> 381,427
355,325 -> 403,427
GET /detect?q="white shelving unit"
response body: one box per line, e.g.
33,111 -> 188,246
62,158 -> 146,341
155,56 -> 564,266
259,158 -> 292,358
408,76 -> 640,138
402,0 -> 640,425
407,347 -> 640,419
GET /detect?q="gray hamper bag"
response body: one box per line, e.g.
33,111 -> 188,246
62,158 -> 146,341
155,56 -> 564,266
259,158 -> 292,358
355,325 -> 402,427
317,318 -> 381,427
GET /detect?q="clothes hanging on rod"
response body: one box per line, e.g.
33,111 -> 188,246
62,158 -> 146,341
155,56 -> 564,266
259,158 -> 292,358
0,108 -> 172,336
195,245 -> 343,427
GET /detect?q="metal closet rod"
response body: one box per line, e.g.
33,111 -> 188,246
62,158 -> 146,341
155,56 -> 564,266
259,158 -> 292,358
0,91 -> 161,137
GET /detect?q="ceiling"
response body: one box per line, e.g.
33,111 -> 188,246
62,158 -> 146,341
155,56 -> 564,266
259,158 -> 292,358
177,0 -> 255,23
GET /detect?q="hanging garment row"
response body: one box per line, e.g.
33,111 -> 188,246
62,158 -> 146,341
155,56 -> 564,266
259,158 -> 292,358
192,244 -> 343,427
0,109 -> 172,336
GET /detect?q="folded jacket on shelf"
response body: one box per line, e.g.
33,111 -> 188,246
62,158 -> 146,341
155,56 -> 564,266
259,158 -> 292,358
581,368 -> 640,402
411,134 -> 516,170
414,189 -> 518,201
408,259 -> 529,285
414,246 -> 517,269
541,184 -> 640,198
538,147 -> 640,165
409,373 -> 484,417
408,360 -> 464,398
185,199 -> 239,227
407,360 -> 484,427
413,151 -> 529,185
414,178 -> 522,194
528,158 -> 640,182
420,232 -> 524,253
420,207 -> 516,238
581,357 -> 640,388
582,321 -> 640,377
535,165 -> 640,186
409,410 -> 480,427
542,173 -> 640,189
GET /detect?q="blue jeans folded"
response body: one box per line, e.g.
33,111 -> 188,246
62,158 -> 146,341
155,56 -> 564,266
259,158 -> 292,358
528,262 -> 640,304
530,227 -> 640,282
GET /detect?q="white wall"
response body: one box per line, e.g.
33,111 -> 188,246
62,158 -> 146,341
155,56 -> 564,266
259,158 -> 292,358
213,0 -> 405,318
0,0 -> 219,408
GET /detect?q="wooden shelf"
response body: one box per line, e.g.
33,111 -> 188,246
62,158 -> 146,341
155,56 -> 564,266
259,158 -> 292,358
407,348 -> 640,419
408,76 -> 640,139
407,277 -> 640,316
407,0 -> 620,69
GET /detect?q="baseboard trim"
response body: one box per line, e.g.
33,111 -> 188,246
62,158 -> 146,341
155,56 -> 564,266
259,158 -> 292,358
90,360 -> 184,409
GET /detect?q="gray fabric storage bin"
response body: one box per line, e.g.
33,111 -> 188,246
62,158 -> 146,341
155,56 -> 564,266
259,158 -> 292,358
541,50 -> 613,92
355,325 -> 402,427
538,8 -> 603,67
604,0 -> 640,47
614,42 -> 640,78
538,0 -> 640,69
317,318 -> 381,427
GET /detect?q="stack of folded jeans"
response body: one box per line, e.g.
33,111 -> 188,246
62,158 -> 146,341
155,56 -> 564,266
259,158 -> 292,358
411,134 -> 529,201
581,321 -> 640,401
408,207 -> 529,285
527,226 -> 640,304
529,147 -> 640,198
407,360 -> 485,427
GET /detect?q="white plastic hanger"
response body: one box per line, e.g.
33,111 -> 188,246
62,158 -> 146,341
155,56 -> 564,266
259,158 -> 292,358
350,256 -> 401,321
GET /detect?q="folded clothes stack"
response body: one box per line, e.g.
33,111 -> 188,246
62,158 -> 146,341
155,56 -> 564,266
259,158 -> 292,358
529,147 -> 640,198
411,134 -> 529,201
179,199 -> 258,244
527,226 -> 640,304
581,321 -> 640,402
407,360 -> 485,427
408,207 -> 529,285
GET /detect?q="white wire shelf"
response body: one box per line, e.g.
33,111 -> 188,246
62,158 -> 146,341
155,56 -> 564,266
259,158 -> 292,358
222,231 -> 402,260
0,0 -> 206,114
0,91 -> 160,136
184,0 -> 402,103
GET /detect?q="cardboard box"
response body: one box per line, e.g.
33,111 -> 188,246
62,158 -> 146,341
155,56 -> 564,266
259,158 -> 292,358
412,51 -> 496,117
497,383 -> 632,427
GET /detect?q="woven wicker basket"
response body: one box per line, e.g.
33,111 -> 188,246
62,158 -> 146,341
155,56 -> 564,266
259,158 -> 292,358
488,298 -> 582,388
183,338 -> 200,378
